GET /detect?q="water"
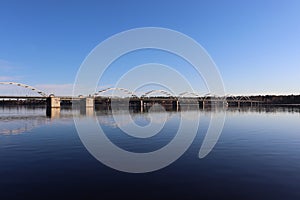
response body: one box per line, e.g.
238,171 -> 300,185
1,106 -> 300,199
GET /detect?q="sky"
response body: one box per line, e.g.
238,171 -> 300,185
0,0 -> 299,96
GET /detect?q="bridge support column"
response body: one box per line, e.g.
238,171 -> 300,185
140,100 -> 144,112
79,97 -> 94,116
172,100 -> 179,111
46,97 -> 61,118
47,97 -> 61,108
223,101 -> 228,108
80,97 -> 94,108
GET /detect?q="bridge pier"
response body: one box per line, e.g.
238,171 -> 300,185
140,100 -> 144,112
47,97 -> 61,108
46,97 -> 61,118
172,100 -> 179,111
223,100 -> 228,108
80,97 -> 94,108
79,97 -> 94,116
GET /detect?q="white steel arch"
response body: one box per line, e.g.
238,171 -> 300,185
178,91 -> 200,98
141,90 -> 173,97
203,93 -> 219,99
94,87 -> 136,97
0,82 -> 48,97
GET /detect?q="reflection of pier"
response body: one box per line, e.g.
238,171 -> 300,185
2,105 -> 298,136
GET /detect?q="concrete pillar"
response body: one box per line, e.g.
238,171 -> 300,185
223,101 -> 228,108
237,101 -> 240,108
80,97 -> 94,108
203,100 -> 205,109
176,100 -> 179,112
47,97 -> 61,108
78,98 -> 94,116
141,100 -> 144,112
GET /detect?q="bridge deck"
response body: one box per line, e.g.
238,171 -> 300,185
0,96 -> 261,103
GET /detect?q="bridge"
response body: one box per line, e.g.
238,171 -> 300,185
0,82 -> 261,116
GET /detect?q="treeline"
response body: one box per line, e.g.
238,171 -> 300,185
0,99 -> 46,105
248,95 -> 300,104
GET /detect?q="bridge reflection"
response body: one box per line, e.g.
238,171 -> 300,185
1,105 -> 299,136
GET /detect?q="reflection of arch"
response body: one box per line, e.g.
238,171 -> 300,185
178,92 -> 200,98
94,88 -> 137,97
0,82 -> 48,97
141,90 -> 173,97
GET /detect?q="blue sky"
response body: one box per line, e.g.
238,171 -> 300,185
0,0 -> 299,95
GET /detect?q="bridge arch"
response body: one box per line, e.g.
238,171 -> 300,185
0,82 -> 48,97
178,91 -> 200,98
203,93 -> 220,100
141,90 -> 173,98
94,87 -> 137,97
238,96 -> 251,101
201,93 -> 228,103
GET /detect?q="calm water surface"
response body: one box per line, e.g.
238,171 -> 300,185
1,106 -> 300,199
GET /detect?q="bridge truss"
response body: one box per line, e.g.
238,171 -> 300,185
0,82 -> 48,97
